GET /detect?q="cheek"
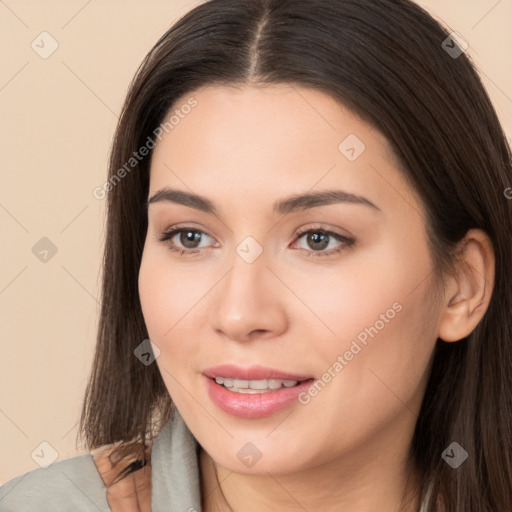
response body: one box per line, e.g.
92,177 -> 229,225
138,246 -> 209,381
296,285 -> 436,460
138,251 -> 195,406
138,246 -> 203,338
323,278 -> 436,421
299,241 -> 437,404
289,244 -> 426,356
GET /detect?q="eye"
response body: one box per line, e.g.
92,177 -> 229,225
292,226 -> 355,258
157,226 -> 216,256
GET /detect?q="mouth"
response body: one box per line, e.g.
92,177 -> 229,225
203,365 -> 315,418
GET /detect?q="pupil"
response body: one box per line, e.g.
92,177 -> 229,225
309,232 -> 328,250
181,230 -> 200,248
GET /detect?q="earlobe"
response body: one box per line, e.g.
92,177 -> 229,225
437,229 -> 495,343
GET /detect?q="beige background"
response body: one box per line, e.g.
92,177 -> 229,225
1,0 -> 511,484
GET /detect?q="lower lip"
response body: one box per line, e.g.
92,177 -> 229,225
205,376 -> 314,419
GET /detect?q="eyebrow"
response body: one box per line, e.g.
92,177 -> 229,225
147,187 -> 381,215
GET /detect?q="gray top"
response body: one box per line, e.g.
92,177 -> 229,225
0,410 -> 431,511
0,410 -> 202,511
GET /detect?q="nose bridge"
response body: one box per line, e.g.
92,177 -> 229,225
222,227 -> 271,295
221,242 -> 270,312
209,239 -> 286,341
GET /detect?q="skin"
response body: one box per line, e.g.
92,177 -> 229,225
138,83 -> 495,512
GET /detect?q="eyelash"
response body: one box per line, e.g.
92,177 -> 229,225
157,224 -> 355,259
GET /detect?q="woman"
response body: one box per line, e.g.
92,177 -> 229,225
1,0 -> 511,510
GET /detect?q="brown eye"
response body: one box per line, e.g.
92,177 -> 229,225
158,227 -> 214,255
305,231 -> 330,251
178,230 -> 203,249
294,228 -> 355,258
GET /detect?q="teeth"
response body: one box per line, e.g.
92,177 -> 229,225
268,379 -> 282,390
214,377 -> 300,392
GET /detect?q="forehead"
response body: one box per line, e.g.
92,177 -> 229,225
148,84 -> 420,217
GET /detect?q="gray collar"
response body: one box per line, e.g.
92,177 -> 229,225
151,410 -> 202,512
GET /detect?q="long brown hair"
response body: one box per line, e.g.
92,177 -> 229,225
79,0 -> 512,509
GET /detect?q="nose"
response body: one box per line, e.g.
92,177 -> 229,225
208,250 -> 288,343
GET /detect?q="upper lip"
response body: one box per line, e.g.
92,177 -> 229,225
203,364 -> 313,381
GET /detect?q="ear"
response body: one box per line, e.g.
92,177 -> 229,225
437,229 -> 495,343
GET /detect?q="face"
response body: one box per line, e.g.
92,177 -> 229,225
138,83 -> 442,476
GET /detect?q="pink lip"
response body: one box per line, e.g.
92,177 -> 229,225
203,364 -> 313,381
203,365 -> 315,419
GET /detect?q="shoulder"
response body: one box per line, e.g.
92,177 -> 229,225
0,453 -> 110,512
